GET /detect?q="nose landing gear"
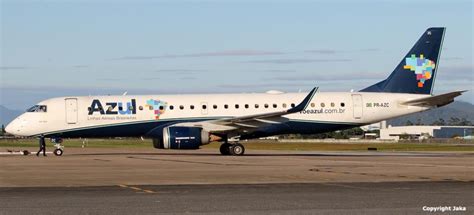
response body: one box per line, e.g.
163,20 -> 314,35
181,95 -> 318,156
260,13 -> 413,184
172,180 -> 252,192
53,146 -> 64,156
51,138 -> 64,156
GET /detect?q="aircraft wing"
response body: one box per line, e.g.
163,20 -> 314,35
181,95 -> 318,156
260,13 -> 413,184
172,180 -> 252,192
401,90 -> 466,107
173,87 -> 318,133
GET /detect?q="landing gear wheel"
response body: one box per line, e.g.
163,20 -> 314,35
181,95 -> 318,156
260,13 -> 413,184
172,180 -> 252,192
230,143 -> 245,156
220,143 -> 232,155
54,149 -> 63,156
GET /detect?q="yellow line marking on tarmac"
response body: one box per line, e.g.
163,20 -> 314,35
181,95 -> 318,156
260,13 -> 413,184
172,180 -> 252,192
117,184 -> 156,194
129,186 -> 143,191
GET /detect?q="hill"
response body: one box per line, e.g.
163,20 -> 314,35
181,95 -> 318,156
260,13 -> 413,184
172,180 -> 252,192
0,105 -> 23,126
387,101 -> 474,126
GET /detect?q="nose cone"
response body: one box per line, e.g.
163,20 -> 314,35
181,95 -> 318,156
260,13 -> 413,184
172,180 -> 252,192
5,116 -> 25,136
5,121 -> 16,135
5,114 -> 38,137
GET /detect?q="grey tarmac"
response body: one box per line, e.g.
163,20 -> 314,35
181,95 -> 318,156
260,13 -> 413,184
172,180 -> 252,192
0,148 -> 473,214
0,182 -> 472,215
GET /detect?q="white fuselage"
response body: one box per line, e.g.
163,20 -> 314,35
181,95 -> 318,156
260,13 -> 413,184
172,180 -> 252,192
6,91 -> 429,138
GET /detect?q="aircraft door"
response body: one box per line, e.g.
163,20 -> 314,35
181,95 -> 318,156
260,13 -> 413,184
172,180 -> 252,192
201,102 -> 208,115
351,94 -> 363,119
65,98 -> 78,124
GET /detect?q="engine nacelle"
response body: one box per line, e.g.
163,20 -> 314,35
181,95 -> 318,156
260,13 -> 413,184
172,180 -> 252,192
153,126 -> 210,149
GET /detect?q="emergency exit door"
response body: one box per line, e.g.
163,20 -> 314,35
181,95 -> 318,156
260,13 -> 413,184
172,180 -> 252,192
352,94 -> 363,119
65,98 -> 78,124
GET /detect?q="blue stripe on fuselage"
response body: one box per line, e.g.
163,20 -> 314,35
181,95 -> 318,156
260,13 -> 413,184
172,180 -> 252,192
45,118 -> 361,139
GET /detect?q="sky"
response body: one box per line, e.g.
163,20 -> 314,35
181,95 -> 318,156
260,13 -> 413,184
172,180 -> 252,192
1,0 -> 473,110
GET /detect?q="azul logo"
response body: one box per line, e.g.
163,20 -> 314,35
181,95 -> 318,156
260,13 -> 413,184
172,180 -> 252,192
145,99 -> 167,120
88,99 -> 137,115
403,54 -> 436,88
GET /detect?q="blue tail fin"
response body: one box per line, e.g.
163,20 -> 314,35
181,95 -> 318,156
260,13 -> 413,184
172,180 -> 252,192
360,27 -> 445,95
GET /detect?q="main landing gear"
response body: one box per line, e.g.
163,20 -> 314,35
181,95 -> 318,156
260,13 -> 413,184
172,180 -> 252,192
220,142 -> 245,156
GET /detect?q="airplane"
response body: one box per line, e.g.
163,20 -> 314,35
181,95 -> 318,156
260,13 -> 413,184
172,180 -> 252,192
5,27 -> 465,156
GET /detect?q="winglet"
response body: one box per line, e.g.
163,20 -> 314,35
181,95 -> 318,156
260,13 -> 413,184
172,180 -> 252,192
288,87 -> 318,113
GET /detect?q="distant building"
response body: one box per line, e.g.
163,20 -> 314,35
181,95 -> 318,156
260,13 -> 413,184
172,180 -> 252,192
360,121 -> 386,131
364,133 -> 378,139
379,125 -> 474,141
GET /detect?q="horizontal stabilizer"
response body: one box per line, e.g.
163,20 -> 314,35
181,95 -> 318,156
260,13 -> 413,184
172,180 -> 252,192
401,90 -> 466,107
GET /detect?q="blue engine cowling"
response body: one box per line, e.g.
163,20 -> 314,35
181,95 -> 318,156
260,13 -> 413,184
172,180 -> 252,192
153,126 -> 210,149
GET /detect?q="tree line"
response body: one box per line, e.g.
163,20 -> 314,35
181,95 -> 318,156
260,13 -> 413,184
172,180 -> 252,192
405,117 -> 472,126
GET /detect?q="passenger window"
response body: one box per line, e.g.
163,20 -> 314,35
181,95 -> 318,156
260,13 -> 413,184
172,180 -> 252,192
213,105 -> 218,109
255,104 -> 259,108
202,105 -> 207,109
224,104 -> 229,109
273,104 -> 277,108
235,104 -> 239,109
108,106 -> 113,112
321,103 -> 325,107
331,102 -> 335,107
87,107 -> 92,112
282,103 -> 287,108
148,106 -> 153,110
169,105 -> 174,110
159,106 -> 164,110
244,104 -> 249,109
139,106 -> 143,110
190,105 -> 195,110
291,103 -> 295,108
340,102 -> 345,107
310,103 -> 315,107
179,105 -> 184,110
264,104 -> 269,108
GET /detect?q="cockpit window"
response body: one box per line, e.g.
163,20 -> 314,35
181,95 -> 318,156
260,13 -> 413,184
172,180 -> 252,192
27,105 -> 47,113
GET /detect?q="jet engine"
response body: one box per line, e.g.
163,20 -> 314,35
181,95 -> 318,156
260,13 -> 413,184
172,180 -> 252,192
152,126 -> 210,149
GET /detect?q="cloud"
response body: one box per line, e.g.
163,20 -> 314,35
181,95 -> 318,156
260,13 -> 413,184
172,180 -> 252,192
437,66 -> 473,81
217,83 -> 312,89
0,66 -> 30,70
141,78 -> 161,81
153,69 -> 205,75
96,78 -> 125,81
304,48 -> 379,54
357,48 -> 380,52
441,57 -> 464,61
268,72 -> 382,82
111,50 -> 285,60
304,49 -> 338,54
179,77 -> 197,80
245,59 -> 352,64
269,65 -> 473,82
97,76 -> 200,81
72,65 -> 89,68
262,69 -> 298,73
155,69 -> 204,72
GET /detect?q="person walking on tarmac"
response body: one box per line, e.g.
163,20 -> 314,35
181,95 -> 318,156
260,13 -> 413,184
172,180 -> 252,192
36,134 -> 47,156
